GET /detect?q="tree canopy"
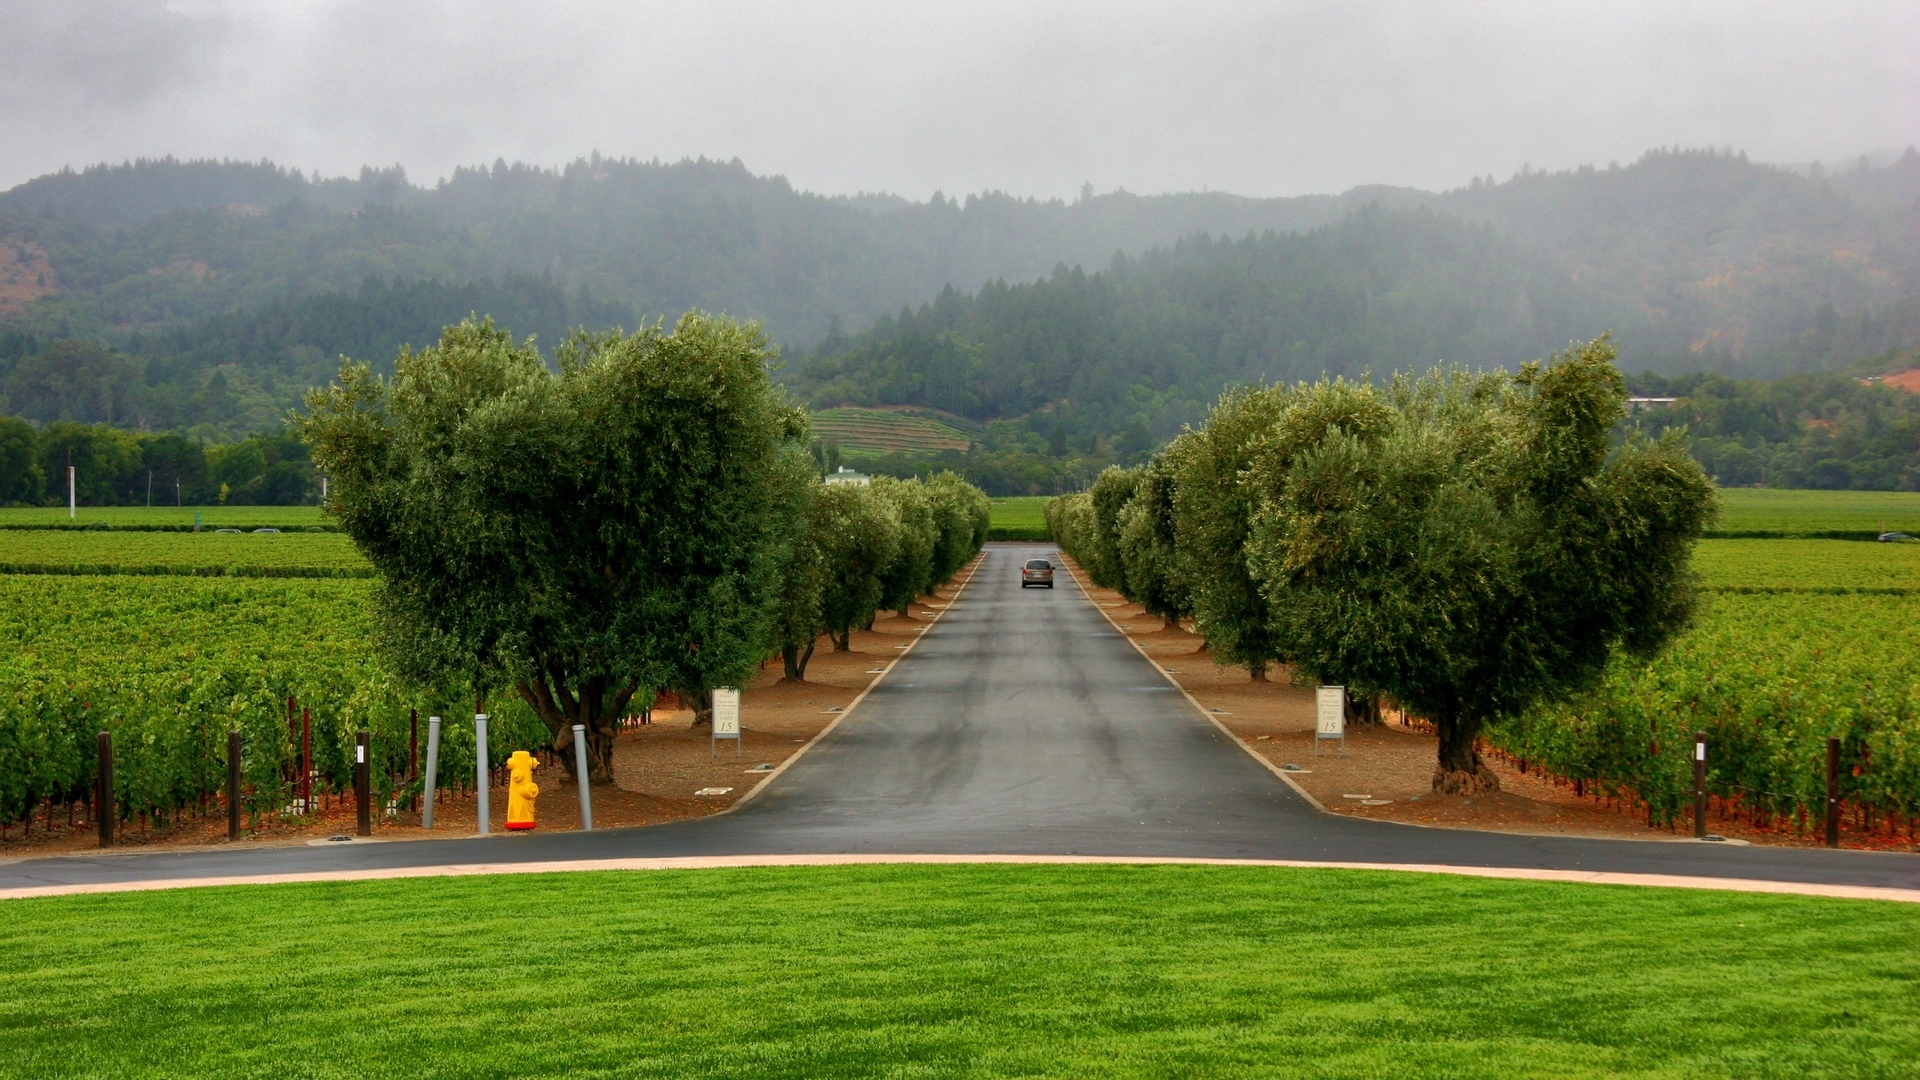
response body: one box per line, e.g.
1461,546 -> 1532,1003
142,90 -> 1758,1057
298,312 -> 806,778
1244,339 -> 1715,791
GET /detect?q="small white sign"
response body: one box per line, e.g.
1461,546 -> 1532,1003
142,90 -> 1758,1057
712,688 -> 741,736
1316,686 -> 1346,737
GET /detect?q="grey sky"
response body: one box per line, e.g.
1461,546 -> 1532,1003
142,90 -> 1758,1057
2,0 -> 1916,198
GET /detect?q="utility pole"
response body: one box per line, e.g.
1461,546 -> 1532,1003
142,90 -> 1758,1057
147,470 -> 153,507
68,464 -> 75,519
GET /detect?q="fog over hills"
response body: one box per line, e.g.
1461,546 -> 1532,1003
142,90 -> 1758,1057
1,146 -> 1918,443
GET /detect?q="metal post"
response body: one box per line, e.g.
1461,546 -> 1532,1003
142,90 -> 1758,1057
355,730 -> 371,837
1693,731 -> 1707,840
572,724 -> 593,831
475,713 -> 490,835
1825,736 -> 1841,848
421,716 -> 442,829
96,731 -> 113,847
68,465 -> 76,519
228,729 -> 243,841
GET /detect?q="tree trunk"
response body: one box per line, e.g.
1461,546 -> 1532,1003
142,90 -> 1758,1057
1163,614 -> 1181,632
516,670 -> 629,783
684,685 -> 714,727
1248,661 -> 1267,682
1348,692 -> 1383,726
1432,707 -> 1499,795
832,627 -> 852,652
782,638 -> 818,682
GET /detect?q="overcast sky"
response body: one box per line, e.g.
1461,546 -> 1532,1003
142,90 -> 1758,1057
2,0 -> 1916,199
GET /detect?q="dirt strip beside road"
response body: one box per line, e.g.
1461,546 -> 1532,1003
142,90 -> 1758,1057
1057,554 -> 1916,851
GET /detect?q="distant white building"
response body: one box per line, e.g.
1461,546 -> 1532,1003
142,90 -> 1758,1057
1626,396 -> 1679,411
824,466 -> 871,486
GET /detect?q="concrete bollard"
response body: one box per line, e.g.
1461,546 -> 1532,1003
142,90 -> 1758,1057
475,713 -> 490,836
421,716 -> 442,829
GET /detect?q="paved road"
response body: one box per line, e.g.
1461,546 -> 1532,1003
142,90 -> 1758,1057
4,543 -> 1916,891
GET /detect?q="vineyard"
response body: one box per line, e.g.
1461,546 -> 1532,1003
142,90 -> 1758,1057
0,506 -> 332,530
1484,537 -> 1920,839
0,575 -> 544,834
810,407 -> 975,453
987,496 -> 1049,540
1711,488 -> 1920,537
0,529 -> 371,577
1694,538 -> 1920,593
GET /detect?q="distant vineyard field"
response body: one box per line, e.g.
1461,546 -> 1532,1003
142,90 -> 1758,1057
1712,489 -> 1920,537
0,506 -> 333,531
1694,538 -> 1920,593
811,408 -> 974,453
988,496 -> 1050,541
0,530 -> 369,577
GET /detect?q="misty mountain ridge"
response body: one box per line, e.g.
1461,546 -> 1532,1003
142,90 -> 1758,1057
0,145 -> 1917,445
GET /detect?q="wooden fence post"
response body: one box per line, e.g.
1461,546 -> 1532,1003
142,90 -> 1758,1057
1825,736 -> 1841,848
96,731 -> 114,847
1693,731 -> 1707,840
355,730 -> 371,837
228,729 -> 243,841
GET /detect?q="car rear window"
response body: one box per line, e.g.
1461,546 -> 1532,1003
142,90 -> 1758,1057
1025,560 -> 1052,569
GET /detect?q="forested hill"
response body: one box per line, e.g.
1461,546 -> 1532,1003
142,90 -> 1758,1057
0,155 -> 1403,347
2,147 -> 1918,443
790,208 -> 1579,447
5,147 -> 1918,358
0,276 -> 636,434
783,201 -> 1920,454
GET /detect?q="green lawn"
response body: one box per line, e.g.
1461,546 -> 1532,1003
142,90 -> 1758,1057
989,495 -> 1050,540
3,864 -> 1915,1077
1713,489 -> 1920,536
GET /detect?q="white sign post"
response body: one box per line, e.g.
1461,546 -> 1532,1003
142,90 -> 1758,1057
1315,686 -> 1346,756
711,688 -> 742,758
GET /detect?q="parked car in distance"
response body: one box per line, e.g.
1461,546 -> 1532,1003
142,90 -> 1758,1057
1021,558 -> 1055,588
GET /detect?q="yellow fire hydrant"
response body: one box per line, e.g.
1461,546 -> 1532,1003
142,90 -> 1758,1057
505,750 -> 540,831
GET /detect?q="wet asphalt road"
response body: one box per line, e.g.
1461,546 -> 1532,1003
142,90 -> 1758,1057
3,543 -> 1916,891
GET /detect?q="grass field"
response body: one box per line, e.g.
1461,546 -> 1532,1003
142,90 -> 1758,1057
2,864 -> 1915,1077
0,529 -> 368,575
812,407 -> 975,453
1695,538 -> 1920,593
0,506 -> 330,529
988,495 -> 1050,541
1713,489 -> 1920,536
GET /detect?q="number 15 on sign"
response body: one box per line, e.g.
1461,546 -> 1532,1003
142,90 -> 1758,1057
1315,686 -> 1345,756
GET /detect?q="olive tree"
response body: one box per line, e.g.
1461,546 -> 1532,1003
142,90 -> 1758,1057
299,314 -> 805,779
874,476 -> 936,617
1172,384 -> 1295,680
1246,339 -> 1715,793
1117,441 -> 1192,631
926,471 -> 987,585
1080,466 -> 1140,590
814,482 -> 901,651
765,447 -> 827,682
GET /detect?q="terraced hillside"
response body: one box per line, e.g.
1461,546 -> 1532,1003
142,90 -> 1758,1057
811,408 -> 975,453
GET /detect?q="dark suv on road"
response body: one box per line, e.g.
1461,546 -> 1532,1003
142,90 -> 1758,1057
1021,559 -> 1055,588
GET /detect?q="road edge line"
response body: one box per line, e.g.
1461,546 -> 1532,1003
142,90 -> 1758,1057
717,550 -> 990,815
1057,556 -> 1331,813
6,853 -> 1916,905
